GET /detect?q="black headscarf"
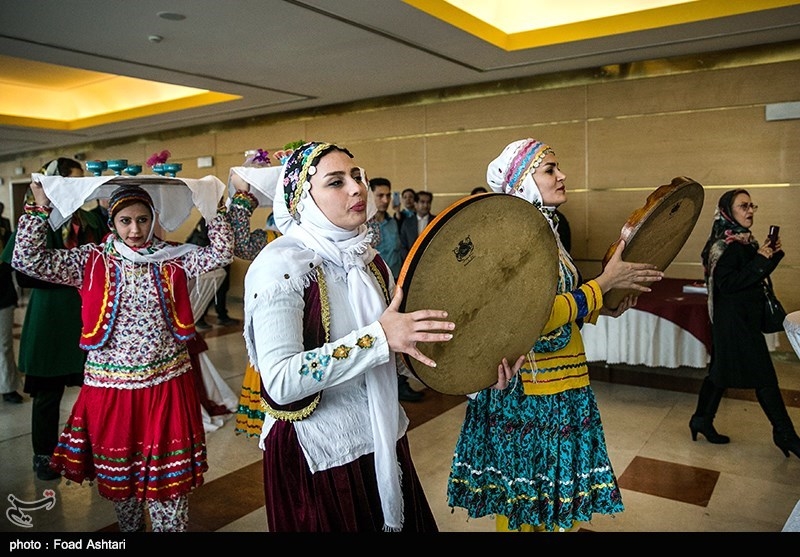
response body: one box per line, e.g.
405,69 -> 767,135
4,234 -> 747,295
700,188 -> 759,322
700,188 -> 758,283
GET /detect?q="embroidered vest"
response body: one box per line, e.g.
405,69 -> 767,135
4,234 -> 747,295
261,256 -> 392,421
79,250 -> 196,350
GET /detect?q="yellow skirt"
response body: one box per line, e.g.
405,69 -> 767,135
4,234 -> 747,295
234,363 -> 264,438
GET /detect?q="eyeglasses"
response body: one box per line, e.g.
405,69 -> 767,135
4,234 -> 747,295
736,203 -> 758,212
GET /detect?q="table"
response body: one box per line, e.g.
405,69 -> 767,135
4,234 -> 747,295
582,277 -> 777,369
785,311 -> 800,360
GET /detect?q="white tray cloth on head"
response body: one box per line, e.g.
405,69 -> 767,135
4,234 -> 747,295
34,173 -> 225,232
227,166 -> 283,207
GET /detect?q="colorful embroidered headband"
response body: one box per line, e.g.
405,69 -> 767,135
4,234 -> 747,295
486,138 -> 555,208
108,185 -> 155,222
504,139 -> 554,195
282,141 -> 352,220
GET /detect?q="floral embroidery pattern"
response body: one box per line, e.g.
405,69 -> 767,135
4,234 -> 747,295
332,345 -> 352,360
356,335 -> 376,349
300,352 -> 331,381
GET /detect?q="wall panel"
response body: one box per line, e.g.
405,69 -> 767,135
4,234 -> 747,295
1,48 -> 798,327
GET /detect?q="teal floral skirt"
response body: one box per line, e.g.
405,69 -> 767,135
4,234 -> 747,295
447,381 -> 623,531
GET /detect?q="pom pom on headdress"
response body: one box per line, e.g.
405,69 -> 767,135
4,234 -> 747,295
146,150 -> 171,168
243,149 -> 271,167
274,140 -> 306,165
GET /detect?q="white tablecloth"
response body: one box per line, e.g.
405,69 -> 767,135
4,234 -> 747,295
785,311 -> 800,360
582,308 -> 778,369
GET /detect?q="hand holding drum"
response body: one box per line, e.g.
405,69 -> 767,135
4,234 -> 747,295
379,287 -> 454,369
594,238 -> 664,296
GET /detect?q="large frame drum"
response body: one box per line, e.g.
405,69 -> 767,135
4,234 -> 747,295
397,193 -> 559,395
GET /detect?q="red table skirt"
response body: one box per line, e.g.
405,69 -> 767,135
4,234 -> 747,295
632,277 -> 712,352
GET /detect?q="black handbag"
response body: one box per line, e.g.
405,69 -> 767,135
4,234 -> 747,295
761,275 -> 787,333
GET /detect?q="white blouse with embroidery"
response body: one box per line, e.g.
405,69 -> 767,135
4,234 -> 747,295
246,259 -> 410,473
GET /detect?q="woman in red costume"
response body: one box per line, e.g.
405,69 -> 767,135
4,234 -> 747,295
12,182 -> 233,532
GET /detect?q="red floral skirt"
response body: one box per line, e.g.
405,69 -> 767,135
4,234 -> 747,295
50,371 -> 208,502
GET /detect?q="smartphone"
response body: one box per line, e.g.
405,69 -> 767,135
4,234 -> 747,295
768,225 -> 780,246
392,191 -> 400,206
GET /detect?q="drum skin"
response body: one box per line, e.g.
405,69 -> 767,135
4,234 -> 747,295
397,193 -> 559,395
602,176 -> 705,310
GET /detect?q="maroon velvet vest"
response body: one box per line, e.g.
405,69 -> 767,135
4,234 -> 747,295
261,257 -> 391,415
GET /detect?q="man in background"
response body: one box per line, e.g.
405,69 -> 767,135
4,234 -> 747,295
399,190 -> 435,261
393,187 -> 416,227
367,177 -> 403,280
186,218 -> 240,329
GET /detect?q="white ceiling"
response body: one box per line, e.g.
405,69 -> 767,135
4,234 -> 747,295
1,0 -> 800,160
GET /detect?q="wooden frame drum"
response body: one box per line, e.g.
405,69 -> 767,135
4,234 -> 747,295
602,176 -> 705,310
397,193 -> 559,395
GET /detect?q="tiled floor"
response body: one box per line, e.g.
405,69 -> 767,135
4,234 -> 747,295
2,299 -> 800,537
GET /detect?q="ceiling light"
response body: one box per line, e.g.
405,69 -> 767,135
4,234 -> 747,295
157,12 -> 186,21
148,35 -> 163,43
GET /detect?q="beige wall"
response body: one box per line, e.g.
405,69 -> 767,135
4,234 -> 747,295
2,45 -> 799,346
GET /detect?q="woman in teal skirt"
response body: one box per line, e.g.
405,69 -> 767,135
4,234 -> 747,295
447,138 -> 664,532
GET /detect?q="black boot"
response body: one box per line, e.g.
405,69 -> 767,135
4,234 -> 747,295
690,376 -> 730,444
756,385 -> 800,459
398,375 -> 424,402
33,454 -> 61,481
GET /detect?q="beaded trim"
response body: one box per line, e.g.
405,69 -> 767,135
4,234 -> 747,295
316,266 -> 332,343
261,391 -> 321,422
508,141 -> 554,195
260,266 -> 331,422
367,261 -> 391,304
290,143 -> 332,217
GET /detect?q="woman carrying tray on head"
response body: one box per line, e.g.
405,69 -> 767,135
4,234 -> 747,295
12,179 -> 233,532
447,138 -> 664,532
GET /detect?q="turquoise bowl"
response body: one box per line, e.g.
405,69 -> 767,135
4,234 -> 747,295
85,160 -> 107,176
163,163 -> 182,176
107,159 -> 128,175
124,165 -> 142,176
